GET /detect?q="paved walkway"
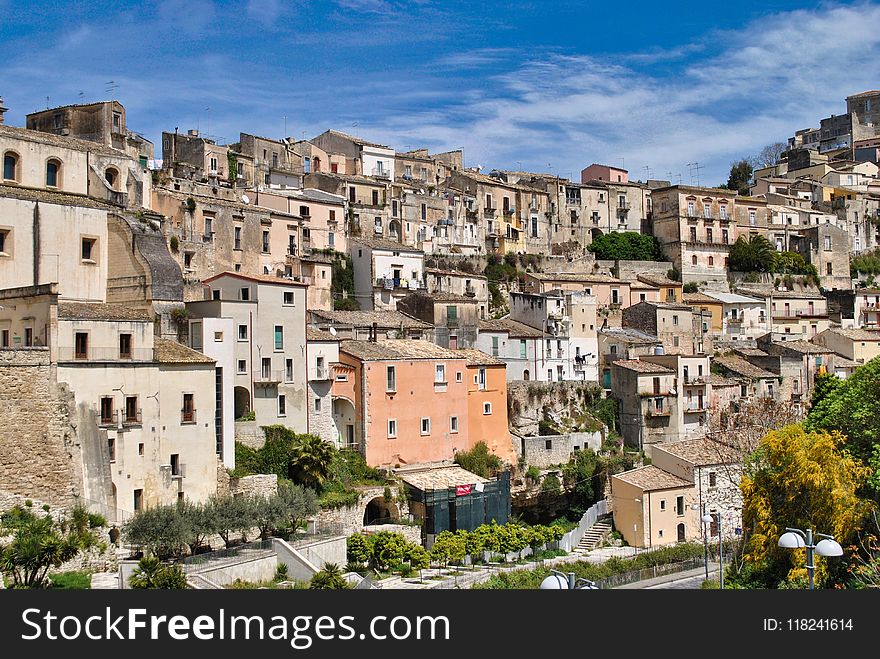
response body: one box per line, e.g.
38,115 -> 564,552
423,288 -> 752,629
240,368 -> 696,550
90,572 -> 119,589
615,562 -> 719,589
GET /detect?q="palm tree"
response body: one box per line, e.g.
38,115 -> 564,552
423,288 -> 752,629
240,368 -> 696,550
729,234 -> 773,272
288,435 -> 335,489
309,562 -> 349,589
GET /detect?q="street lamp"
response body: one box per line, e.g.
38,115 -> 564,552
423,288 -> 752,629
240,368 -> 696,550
539,569 -> 598,590
692,504 -> 708,580
702,511 -> 723,589
778,527 -> 843,590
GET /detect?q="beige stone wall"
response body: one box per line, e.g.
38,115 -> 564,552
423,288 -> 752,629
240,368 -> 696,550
314,485 -> 410,536
0,349 -> 84,508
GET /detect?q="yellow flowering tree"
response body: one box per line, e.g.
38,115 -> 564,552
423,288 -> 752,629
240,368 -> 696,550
739,425 -> 873,588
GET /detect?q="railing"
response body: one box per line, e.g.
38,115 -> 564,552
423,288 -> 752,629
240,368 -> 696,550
617,201 -> 631,211
593,557 -> 705,589
646,407 -> 671,417
684,405 -> 707,413
181,408 -> 197,424
311,367 -> 329,380
484,206 -> 496,216
560,499 -> 609,551
121,409 -> 142,426
57,347 -> 154,361
464,286 -> 476,297
446,318 -> 459,328
254,370 -> 284,384
371,167 -> 391,179
375,277 -> 424,290
502,207 -> 515,216
177,539 -> 275,574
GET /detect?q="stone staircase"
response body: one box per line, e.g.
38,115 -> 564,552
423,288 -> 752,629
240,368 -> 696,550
576,520 -> 613,553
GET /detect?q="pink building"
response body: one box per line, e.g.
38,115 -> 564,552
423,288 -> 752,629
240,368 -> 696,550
581,163 -> 629,184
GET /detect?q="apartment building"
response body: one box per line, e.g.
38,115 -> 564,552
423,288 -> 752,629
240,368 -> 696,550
308,308 -> 434,342
611,359 -> 679,453
854,288 -> 880,327
310,130 -> 395,181
457,348 -> 516,465
622,301 -> 700,355
350,237 -> 425,310
476,317 -> 547,381
509,291 -> 573,382
812,327 -> 880,365
424,267 -> 489,319
396,291 -> 479,350
598,326 -> 663,389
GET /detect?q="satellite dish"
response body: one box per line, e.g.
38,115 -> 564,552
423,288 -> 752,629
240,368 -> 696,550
329,327 -> 337,336
241,194 -> 250,204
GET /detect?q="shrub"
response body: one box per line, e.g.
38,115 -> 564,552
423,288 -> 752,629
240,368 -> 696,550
454,441 -> 503,477
129,556 -> 187,589
169,235 -> 179,252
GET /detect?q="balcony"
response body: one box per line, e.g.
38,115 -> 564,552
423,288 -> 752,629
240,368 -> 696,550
202,233 -> 214,243
502,207 -> 515,216
371,167 -> 391,179
727,317 -> 743,325
684,406 -> 707,414
446,318 -> 459,329
484,206 -> 496,216
254,371 -> 283,386
464,285 -> 476,297
311,367 -> 330,381
121,409 -> 143,426
645,407 -> 671,418
180,408 -> 197,424
375,277 -> 424,291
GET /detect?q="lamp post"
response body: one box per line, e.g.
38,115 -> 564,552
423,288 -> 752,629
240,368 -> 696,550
539,569 -> 598,590
702,511 -> 723,588
778,527 -> 843,589
693,504 -> 709,580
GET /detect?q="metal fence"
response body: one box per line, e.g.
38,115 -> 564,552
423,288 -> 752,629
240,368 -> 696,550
593,557 -> 705,589
176,539 -> 275,574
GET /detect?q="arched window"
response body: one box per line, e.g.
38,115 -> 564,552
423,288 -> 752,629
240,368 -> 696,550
691,255 -> 697,266
708,256 -> 714,267
105,167 -> 119,188
3,152 -> 19,182
313,156 -> 321,172
46,159 -> 61,188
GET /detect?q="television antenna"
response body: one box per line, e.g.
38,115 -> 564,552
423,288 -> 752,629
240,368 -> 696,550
105,80 -> 117,99
687,162 -> 704,187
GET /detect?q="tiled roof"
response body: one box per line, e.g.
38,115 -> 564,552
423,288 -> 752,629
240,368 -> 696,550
306,328 -> 338,342
637,274 -> 681,287
822,328 -> 880,341
351,237 -> 424,253
424,291 -> 479,303
321,129 -> 389,149
455,348 -> 506,367
707,374 -> 740,386
58,302 -> 151,322
309,309 -> 433,330
735,348 -> 769,357
630,281 -> 659,290
613,465 -> 691,491
0,124 -> 124,158
738,288 -> 825,300
340,339 -> 463,361
424,267 -> 487,280
395,464 -> 489,491
154,338 -> 215,364
478,318 -> 545,338
525,272 -> 624,284
702,291 -> 763,304
612,359 -> 675,374
203,271 -> 308,287
772,340 -> 832,354
641,301 -> 693,311
713,355 -> 777,379
599,327 -> 661,344
683,292 -> 723,305
656,438 -> 741,466
0,183 -> 113,210
831,355 -> 860,368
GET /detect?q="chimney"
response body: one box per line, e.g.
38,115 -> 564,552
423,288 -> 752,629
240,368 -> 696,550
0,97 -> 7,125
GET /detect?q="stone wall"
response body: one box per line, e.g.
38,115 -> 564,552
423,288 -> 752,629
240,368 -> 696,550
0,349 -> 85,509
308,382 -> 336,444
233,421 -> 266,449
314,485 -> 410,536
507,380 -> 607,437
216,466 -> 278,499
515,431 -> 603,468
695,464 -> 743,541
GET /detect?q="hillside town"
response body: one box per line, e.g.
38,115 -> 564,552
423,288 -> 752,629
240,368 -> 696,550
2,89 -> 880,590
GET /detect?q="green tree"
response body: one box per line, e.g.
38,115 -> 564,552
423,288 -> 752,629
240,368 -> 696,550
176,500 -> 215,555
123,504 -> 190,559
309,562 -> 350,589
562,449 -> 598,518
207,494 -> 254,548
729,234 -> 774,273
252,494 -> 286,540
454,441 -> 503,477
587,232 -> 662,261
430,530 -> 467,568
810,371 -> 843,410
289,435 -> 336,489
346,533 -> 372,567
541,473 -> 562,494
739,425 -> 872,587
726,159 -> 753,196
404,543 -> 430,574
277,481 -> 319,536
0,505 -> 102,589
369,531 -> 408,571
129,556 -> 187,589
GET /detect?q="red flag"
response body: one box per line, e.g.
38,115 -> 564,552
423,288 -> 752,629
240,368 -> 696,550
456,484 -> 472,496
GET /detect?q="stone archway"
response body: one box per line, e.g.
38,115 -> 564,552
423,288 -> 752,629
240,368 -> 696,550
234,386 -> 251,419
363,495 -> 400,526
332,396 -> 357,448
389,220 -> 402,242
590,227 -> 604,241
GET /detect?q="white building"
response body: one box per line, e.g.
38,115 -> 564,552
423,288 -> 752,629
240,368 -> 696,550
350,237 -> 425,310
701,291 -> 767,338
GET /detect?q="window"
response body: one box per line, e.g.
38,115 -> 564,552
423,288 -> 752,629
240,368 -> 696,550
0,228 -> 9,255
387,419 -> 397,438
708,256 -> 714,267
213,331 -> 223,342
687,201 -> 695,216
75,332 -> 88,359
421,203 -> 427,221
672,314 -> 679,326
706,228 -> 713,243
456,371 -> 463,383
719,205 -> 727,220
722,228 -> 729,244
46,159 -> 61,187
690,227 -> 697,242
826,262 -> 832,275
262,230 -> 270,253
138,443 -> 144,456
23,327 -> 32,347
234,226 -> 242,250
421,417 -> 431,435
435,364 -> 446,383
133,489 -> 143,512
450,416 -> 458,433
238,324 -> 248,341
673,335 -> 680,347
709,472 -> 717,487
749,210 -> 756,226
491,336 -> 499,357
386,365 -> 396,392
824,235 -> 831,251
675,496 -> 685,516
240,287 -> 250,301
81,237 -> 97,262
108,437 -> 116,462
478,368 -> 486,390
182,393 -> 195,423
274,325 -> 283,350
483,402 -> 492,415
520,339 -> 527,359
212,289 -> 220,300
237,359 -> 247,373
278,394 -> 286,416
3,152 -> 19,181
99,396 -> 114,425
184,251 -> 193,269
285,359 -> 294,382
315,398 -> 321,412
119,333 -> 132,359
1,329 -> 8,347
659,499 -> 667,511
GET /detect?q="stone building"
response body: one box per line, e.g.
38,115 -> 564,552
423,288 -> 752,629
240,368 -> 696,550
232,132 -> 303,189
622,300 -> 697,355
598,326 -> 662,389
424,267 -> 489,319
350,237 -> 425,310
795,224 -> 853,291
185,272 -> 308,431
309,129 -> 395,181
641,354 -> 712,442
306,328 -> 340,446
396,291 -> 479,350
475,317 -> 547,381
711,354 -> 780,400
611,359 -> 680,453
854,288 -> 880,328
307,308 -> 434,342
161,129 -> 231,182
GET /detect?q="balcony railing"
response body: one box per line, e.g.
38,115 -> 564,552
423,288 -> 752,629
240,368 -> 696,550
464,286 -> 476,297
254,371 -> 284,385
375,277 -> 424,290
617,201 -> 631,211
121,409 -> 142,426
684,405 -> 707,413
311,367 -> 330,381
371,167 -> 391,179
446,318 -> 459,329
502,207 -> 515,216
646,407 -> 671,418
58,347 -> 154,362
181,408 -> 197,424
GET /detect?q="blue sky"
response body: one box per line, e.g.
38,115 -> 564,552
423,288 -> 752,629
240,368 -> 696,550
2,0 -> 880,185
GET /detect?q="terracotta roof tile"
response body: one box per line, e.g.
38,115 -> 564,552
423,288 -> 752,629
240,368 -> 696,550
58,302 -> 151,322
613,465 -> 691,491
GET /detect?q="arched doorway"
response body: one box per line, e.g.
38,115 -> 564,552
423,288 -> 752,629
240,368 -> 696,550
234,386 -> 251,419
590,227 -> 604,241
523,369 -> 530,381
363,496 -> 399,526
332,397 -> 357,449
677,523 -> 686,543
389,220 -> 401,242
